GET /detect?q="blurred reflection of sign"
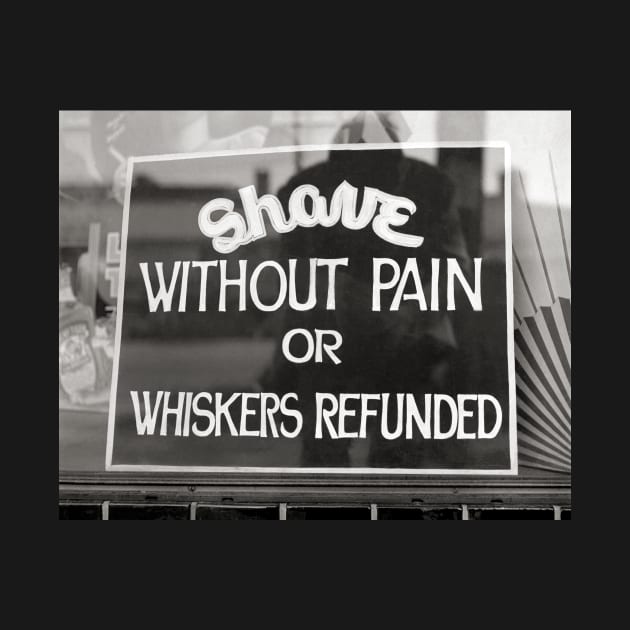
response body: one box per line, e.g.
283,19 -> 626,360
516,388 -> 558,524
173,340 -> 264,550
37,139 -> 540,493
332,111 -> 412,144
103,232 -> 121,302
106,143 -> 516,474
90,111 -> 272,201
59,264 -> 115,412
77,227 -> 120,311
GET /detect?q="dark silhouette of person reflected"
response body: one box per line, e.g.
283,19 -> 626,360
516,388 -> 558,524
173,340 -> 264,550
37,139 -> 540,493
260,139 -> 472,469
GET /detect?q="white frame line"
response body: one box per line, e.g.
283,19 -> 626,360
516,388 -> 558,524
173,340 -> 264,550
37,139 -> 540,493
105,141 -> 517,476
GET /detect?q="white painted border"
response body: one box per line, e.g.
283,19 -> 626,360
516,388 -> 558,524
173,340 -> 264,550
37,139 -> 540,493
105,141 -> 516,475
504,146 -> 517,475
104,154 -> 134,472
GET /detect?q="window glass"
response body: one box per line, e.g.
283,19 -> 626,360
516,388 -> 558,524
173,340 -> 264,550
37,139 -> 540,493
59,110 -> 570,479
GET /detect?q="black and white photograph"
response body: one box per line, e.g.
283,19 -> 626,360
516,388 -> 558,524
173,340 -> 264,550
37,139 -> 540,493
59,110 -> 571,520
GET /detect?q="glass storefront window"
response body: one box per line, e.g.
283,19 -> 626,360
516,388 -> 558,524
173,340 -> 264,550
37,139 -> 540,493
59,110 -> 570,483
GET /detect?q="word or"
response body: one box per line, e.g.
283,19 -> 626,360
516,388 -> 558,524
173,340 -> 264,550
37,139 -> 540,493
282,328 -> 343,365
